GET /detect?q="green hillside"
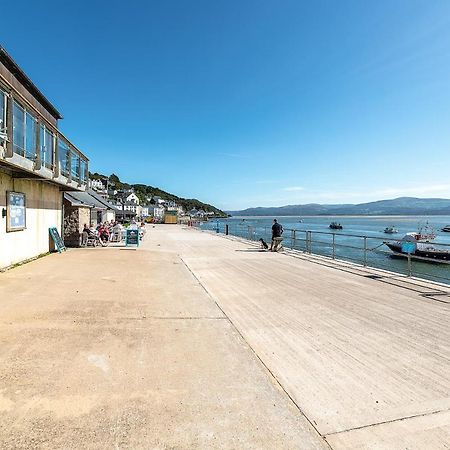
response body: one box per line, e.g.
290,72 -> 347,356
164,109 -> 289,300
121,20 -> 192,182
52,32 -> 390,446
90,172 -> 226,217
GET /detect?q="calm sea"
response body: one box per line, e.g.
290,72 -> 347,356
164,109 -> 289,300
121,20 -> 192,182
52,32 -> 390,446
201,216 -> 450,284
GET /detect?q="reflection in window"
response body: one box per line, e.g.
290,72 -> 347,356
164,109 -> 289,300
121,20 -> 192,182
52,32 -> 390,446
13,101 -> 25,155
80,159 -> 87,184
70,150 -> 79,180
25,112 -> 36,159
13,101 -> 37,161
40,124 -> 54,169
58,137 -> 70,176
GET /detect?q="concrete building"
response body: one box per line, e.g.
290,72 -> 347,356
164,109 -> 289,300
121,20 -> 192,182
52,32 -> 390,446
0,47 -> 89,268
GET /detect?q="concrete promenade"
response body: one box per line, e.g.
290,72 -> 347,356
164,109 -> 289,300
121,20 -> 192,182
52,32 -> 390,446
1,225 -> 449,449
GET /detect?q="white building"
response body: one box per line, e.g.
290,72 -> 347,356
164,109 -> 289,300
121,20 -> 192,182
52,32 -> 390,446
149,206 -> 165,220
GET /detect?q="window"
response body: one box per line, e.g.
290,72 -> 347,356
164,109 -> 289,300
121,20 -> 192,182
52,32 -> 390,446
57,137 -> 70,176
80,159 -> 87,184
12,101 -> 37,161
25,112 -> 36,159
70,150 -> 79,180
13,101 -> 25,155
40,124 -> 54,169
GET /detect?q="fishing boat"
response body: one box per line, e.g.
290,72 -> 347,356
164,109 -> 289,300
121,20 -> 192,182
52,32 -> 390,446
384,225 -> 450,262
441,225 -> 450,232
383,226 -> 398,234
329,222 -> 343,230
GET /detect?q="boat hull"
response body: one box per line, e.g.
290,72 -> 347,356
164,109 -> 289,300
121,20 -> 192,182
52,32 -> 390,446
384,242 -> 450,262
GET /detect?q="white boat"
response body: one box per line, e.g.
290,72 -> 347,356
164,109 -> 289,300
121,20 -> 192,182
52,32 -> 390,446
383,226 -> 398,234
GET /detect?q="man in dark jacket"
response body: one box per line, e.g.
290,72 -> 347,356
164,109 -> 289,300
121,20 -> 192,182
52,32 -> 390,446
270,219 -> 284,251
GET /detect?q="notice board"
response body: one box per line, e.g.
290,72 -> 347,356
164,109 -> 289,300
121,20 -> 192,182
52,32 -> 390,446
7,191 -> 26,232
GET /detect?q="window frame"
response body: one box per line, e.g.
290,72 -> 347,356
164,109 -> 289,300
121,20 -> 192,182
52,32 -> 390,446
0,89 -> 6,136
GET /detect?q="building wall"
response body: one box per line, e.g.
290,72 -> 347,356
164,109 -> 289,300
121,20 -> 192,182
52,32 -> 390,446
104,210 -> 115,223
0,170 -> 62,269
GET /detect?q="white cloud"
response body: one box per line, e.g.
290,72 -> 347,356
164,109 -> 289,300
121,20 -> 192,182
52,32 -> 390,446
282,186 -> 304,192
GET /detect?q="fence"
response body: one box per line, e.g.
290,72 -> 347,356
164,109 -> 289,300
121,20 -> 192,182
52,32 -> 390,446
197,221 -> 450,285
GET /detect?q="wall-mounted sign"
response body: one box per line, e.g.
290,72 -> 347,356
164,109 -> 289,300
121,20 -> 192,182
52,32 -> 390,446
7,191 -> 26,232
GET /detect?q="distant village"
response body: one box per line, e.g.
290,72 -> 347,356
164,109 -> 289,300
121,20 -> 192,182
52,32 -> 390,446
65,175 -> 219,227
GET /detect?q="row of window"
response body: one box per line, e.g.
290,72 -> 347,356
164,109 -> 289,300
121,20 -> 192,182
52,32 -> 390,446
0,89 -> 87,183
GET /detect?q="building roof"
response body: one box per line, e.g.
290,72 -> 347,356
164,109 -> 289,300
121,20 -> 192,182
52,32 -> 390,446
88,189 -> 120,210
64,190 -> 119,211
0,46 -> 63,120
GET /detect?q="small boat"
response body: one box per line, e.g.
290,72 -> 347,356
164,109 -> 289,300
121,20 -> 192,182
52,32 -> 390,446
329,222 -> 343,230
383,226 -> 398,234
441,225 -> 450,232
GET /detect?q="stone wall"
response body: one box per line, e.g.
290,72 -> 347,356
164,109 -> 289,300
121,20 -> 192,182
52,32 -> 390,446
63,200 -> 90,247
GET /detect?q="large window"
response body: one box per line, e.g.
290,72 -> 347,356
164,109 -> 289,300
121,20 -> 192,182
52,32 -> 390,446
12,101 -> 37,161
13,101 -> 25,155
80,159 -> 87,184
57,137 -> 70,176
70,150 -> 79,180
25,112 -> 36,159
39,124 -> 54,169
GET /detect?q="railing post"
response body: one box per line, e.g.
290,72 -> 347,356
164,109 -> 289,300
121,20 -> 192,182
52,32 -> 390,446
292,229 -> 296,249
407,253 -> 412,277
363,236 -> 367,267
308,231 -> 312,254
332,233 -> 336,259
225,224 -> 229,235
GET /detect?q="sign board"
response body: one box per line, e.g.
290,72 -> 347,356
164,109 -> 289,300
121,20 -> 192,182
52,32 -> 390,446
6,191 -> 26,232
49,227 -> 66,253
126,229 -> 140,246
401,242 -> 416,254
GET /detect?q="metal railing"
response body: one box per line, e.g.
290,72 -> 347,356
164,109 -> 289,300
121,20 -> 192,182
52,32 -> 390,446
197,221 -> 450,285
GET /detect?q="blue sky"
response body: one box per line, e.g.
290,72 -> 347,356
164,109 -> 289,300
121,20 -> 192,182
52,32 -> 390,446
3,0 -> 450,210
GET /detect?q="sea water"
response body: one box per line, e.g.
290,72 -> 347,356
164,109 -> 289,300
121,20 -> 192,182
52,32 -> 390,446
201,216 -> 450,284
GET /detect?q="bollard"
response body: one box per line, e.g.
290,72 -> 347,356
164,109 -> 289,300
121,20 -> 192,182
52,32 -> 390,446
225,224 -> 229,235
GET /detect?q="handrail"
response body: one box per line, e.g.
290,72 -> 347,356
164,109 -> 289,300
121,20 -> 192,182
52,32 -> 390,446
197,221 -> 450,284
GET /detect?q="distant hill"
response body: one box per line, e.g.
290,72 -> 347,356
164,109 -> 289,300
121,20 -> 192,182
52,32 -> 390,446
229,197 -> 450,216
90,172 -> 226,217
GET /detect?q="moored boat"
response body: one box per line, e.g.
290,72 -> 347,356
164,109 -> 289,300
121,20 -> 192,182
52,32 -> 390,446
384,231 -> 450,262
441,225 -> 450,232
329,222 -> 343,230
383,226 -> 398,234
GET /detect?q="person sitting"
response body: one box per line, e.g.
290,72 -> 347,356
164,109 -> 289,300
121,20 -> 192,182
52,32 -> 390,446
98,223 -> 110,243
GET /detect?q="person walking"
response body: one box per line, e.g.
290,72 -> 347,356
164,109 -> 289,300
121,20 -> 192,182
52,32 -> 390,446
270,219 -> 284,251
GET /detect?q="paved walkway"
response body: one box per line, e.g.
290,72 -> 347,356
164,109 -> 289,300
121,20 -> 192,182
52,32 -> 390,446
1,225 -> 449,449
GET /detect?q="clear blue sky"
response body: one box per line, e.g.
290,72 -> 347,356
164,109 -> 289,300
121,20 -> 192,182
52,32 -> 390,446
3,0 -> 450,210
